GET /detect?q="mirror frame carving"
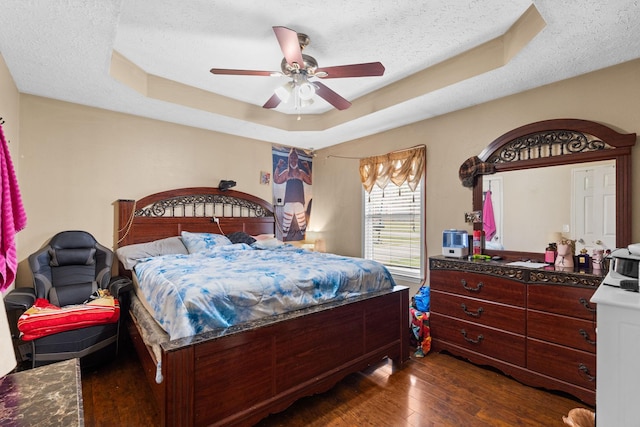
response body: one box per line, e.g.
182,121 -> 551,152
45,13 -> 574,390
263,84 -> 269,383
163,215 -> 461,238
472,118 -> 636,261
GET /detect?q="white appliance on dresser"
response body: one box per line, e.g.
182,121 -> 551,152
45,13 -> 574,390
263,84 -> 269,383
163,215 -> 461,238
591,244 -> 640,426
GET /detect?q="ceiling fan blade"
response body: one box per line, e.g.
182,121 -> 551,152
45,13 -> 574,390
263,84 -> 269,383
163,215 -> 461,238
262,93 -> 282,109
315,62 -> 385,78
314,82 -> 351,110
210,68 -> 275,76
273,26 -> 304,68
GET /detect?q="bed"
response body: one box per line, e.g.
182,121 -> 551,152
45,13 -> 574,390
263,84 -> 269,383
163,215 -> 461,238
115,187 -> 409,427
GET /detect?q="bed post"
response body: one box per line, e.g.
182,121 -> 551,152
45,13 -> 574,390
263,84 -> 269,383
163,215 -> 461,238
163,347 -> 195,427
396,286 -> 410,366
115,199 -> 136,277
116,199 -> 135,248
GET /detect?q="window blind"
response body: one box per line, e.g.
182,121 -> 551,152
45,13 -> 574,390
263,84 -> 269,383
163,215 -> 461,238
364,180 -> 423,279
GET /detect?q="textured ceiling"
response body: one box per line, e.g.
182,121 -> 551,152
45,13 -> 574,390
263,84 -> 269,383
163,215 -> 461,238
0,1 -> 639,150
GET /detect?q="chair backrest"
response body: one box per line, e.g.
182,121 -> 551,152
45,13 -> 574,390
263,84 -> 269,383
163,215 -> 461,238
28,231 -> 113,306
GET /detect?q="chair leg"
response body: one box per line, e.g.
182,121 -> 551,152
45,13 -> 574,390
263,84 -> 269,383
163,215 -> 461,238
114,322 -> 120,357
30,341 -> 36,369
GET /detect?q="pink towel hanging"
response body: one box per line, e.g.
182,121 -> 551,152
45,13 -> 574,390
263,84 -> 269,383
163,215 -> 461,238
0,124 -> 27,291
483,190 -> 497,241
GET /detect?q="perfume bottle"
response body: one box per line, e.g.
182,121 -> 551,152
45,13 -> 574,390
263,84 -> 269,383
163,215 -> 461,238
472,230 -> 482,255
577,248 -> 591,270
592,249 -> 604,271
544,242 -> 557,264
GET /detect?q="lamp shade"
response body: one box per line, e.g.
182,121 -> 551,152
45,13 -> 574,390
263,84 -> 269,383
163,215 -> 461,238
548,232 -> 563,244
274,83 -> 292,103
0,294 -> 16,377
297,82 -> 316,101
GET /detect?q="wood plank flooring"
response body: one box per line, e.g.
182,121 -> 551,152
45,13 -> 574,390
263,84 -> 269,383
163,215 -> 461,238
81,338 -> 592,426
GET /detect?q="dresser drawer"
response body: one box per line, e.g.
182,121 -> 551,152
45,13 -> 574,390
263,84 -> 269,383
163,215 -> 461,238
431,289 -> 525,334
527,310 -> 596,353
528,285 -> 596,320
430,312 -> 525,366
527,338 -> 596,390
430,270 -> 525,307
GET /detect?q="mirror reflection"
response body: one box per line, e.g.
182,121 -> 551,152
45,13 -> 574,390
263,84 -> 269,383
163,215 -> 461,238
481,160 -> 615,253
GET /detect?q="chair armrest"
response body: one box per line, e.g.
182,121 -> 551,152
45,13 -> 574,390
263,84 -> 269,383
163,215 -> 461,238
4,288 -> 36,311
108,276 -> 133,298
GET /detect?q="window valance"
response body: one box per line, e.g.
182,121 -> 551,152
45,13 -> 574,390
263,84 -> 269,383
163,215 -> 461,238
359,146 -> 425,193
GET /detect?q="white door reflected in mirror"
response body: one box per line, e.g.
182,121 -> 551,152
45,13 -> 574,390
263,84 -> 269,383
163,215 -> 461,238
572,162 -> 616,250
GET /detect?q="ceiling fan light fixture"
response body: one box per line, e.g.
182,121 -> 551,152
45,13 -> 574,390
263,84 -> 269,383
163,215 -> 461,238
274,82 -> 293,103
210,26 -> 385,113
297,81 -> 316,100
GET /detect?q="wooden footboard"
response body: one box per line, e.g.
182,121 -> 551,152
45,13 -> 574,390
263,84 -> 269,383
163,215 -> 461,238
129,286 -> 409,427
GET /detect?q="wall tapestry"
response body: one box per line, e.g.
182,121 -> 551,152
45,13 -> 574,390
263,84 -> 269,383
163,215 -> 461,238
272,145 -> 313,242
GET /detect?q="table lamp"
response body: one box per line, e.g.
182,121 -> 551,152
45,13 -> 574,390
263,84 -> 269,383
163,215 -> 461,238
0,294 -> 17,377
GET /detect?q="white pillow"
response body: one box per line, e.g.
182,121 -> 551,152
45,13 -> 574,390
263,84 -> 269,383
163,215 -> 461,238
251,237 -> 284,249
181,231 -> 232,254
116,236 -> 188,270
252,233 -> 275,241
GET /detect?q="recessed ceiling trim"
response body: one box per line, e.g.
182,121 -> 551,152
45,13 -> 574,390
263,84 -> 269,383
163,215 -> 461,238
109,4 -> 544,133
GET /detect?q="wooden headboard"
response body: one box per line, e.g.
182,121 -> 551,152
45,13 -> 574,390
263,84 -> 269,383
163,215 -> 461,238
115,187 -> 275,251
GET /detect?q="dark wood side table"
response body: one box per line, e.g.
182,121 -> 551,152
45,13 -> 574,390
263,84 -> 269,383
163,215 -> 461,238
0,358 -> 84,426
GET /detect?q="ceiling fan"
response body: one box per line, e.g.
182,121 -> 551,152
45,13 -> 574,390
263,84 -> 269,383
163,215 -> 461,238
210,26 -> 385,111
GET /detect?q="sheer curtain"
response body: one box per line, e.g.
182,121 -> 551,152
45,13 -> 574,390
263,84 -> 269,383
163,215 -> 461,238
359,146 -> 425,193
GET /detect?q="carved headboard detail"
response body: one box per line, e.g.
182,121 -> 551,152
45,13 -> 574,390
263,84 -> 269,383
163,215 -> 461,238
485,129 -> 611,164
115,187 -> 275,250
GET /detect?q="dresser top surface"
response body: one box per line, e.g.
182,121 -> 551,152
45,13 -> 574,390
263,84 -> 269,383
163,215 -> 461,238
430,255 -> 605,288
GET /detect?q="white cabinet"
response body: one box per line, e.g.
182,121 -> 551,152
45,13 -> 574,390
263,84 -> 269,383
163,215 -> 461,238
591,284 -> 640,426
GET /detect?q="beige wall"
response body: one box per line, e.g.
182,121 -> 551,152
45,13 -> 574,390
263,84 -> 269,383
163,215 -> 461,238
14,96 -> 274,287
313,59 -> 640,271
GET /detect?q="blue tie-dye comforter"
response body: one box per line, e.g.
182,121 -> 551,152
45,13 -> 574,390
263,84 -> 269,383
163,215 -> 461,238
134,244 -> 396,340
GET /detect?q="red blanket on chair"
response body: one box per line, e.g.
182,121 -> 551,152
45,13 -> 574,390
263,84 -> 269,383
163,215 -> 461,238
18,296 -> 119,341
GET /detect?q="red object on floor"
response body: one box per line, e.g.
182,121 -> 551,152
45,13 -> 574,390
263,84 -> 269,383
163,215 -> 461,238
410,307 -> 431,355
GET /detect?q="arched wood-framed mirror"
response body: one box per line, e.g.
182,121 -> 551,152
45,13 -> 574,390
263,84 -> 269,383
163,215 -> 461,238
470,118 -> 636,261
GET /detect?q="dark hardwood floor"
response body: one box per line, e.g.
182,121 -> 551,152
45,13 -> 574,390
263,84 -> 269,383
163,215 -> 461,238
81,338 -> 592,426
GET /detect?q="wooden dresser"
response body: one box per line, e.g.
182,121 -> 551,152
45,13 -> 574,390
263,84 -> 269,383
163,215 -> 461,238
429,256 -> 602,405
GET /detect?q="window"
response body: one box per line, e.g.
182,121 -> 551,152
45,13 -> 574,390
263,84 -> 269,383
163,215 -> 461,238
364,178 -> 424,280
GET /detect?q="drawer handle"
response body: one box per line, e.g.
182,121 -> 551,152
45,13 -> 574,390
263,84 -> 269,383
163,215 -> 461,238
579,329 -> 596,346
578,363 -> 595,382
461,279 -> 484,292
579,297 -> 596,313
460,303 -> 484,318
460,329 -> 484,344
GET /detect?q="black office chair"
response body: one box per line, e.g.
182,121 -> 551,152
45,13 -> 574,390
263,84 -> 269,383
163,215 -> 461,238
5,231 -> 131,368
